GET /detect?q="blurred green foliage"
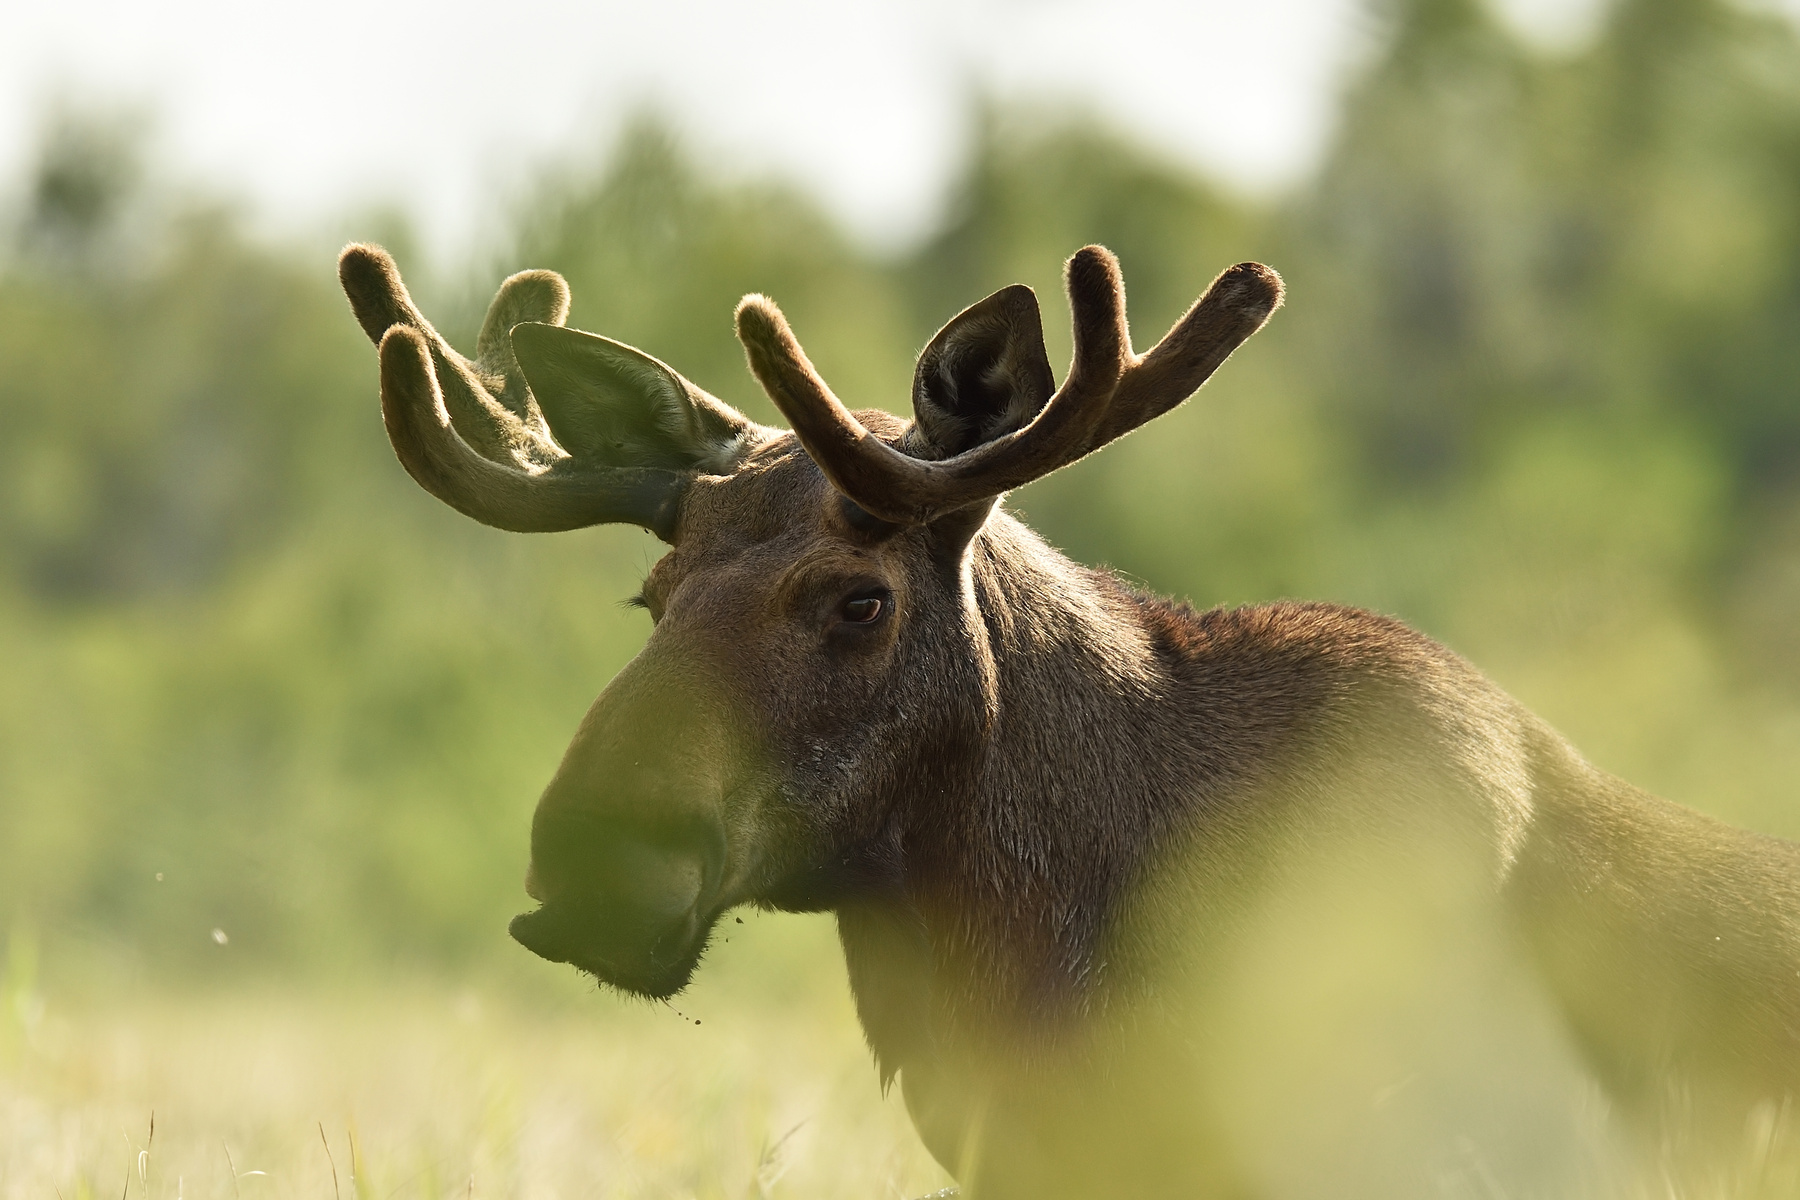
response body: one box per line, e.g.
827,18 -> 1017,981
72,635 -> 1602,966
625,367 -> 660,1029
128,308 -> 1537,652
2,0 -> 1798,981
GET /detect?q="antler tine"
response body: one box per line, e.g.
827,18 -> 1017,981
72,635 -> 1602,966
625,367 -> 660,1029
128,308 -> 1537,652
1058,244 -> 1134,421
343,244 -> 684,538
341,243 -> 560,465
736,247 -> 1280,527
378,326 -> 684,536
733,295 -> 922,517
1094,260 -> 1284,447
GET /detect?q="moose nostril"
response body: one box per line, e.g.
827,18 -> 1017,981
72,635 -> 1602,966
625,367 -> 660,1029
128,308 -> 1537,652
608,839 -> 705,921
530,812 -> 710,920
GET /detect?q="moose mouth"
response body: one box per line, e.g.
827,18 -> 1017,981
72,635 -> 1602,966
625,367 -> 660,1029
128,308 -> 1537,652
510,898 -> 716,997
511,812 -> 726,996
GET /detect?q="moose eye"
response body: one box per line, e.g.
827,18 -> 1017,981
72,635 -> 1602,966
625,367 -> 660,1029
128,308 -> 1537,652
840,594 -> 885,624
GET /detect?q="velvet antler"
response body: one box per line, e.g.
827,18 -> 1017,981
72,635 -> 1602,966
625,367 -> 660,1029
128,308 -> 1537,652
339,244 -> 691,539
735,246 -> 1282,526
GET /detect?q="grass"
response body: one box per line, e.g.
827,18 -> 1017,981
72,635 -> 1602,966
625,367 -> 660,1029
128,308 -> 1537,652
11,878 -> 1800,1200
0,914 -> 952,1200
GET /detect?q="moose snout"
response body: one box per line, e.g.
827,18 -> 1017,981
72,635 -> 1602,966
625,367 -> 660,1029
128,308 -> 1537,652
510,805 -> 723,996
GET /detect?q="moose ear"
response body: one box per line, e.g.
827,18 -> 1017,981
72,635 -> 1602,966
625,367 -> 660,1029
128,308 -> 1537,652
511,322 -> 757,475
908,284 -> 1056,460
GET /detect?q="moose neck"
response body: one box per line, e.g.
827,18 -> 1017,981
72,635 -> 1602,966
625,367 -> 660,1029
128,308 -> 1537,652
840,509 -> 1195,1074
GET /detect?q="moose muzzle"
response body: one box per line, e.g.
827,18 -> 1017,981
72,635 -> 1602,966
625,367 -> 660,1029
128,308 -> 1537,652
508,652 -> 737,997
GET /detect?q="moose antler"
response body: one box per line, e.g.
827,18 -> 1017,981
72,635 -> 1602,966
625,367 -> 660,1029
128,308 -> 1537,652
735,246 -> 1282,526
339,244 -> 687,538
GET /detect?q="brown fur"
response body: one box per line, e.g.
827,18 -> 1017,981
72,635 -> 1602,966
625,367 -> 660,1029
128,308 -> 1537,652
340,244 -> 1800,1199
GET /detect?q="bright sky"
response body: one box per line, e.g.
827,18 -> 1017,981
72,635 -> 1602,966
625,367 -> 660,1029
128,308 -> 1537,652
4,0 -> 1786,256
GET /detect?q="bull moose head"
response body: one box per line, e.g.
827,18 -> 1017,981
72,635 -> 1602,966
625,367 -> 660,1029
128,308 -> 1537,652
338,244 -> 1280,1000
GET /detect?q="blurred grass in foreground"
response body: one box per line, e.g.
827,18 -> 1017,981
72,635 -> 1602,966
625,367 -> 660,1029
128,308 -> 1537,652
0,914 -> 948,1200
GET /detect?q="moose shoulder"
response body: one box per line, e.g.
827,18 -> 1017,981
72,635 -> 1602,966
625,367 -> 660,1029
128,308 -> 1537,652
338,243 -> 1800,1199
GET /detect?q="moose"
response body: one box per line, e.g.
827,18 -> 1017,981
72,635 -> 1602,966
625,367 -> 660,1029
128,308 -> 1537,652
339,242 -> 1800,1198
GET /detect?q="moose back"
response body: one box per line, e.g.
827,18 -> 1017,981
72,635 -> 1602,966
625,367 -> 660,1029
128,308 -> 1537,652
339,243 -> 1800,1199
